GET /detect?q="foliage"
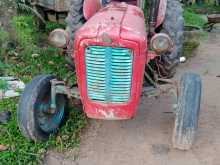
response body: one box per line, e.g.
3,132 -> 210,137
9,16 -> 68,82
0,61 -> 8,75
16,0 -> 46,24
183,8 -> 207,27
0,99 -> 87,165
0,15 -> 87,164
182,7 -> 207,58
0,80 -> 8,90
45,22 -> 65,33
12,16 -> 35,47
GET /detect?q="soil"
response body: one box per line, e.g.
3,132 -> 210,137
43,32 -> 220,165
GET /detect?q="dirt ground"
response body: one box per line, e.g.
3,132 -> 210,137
44,32 -> 220,165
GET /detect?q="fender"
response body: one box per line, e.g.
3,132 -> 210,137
83,0 -> 166,26
156,0 -> 167,27
83,0 -> 139,20
83,0 -> 102,20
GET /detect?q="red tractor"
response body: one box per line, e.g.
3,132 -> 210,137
17,0 -> 202,150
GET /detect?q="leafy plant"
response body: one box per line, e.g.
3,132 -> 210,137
0,79 -> 8,90
16,0 -> 46,24
184,8 -> 207,28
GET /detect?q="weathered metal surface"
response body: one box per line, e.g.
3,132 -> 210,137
50,79 -> 80,110
85,46 -> 133,103
74,3 -> 147,120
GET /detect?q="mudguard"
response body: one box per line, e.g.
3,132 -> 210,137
83,0 -> 102,20
156,0 -> 167,27
83,0 -> 139,20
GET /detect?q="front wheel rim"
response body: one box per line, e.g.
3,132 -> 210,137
35,94 -> 65,133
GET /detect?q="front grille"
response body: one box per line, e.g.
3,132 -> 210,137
85,46 -> 133,103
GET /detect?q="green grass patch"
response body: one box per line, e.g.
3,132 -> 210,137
183,7 -> 208,58
45,21 -> 65,33
0,15 -> 87,164
0,80 -> 8,90
0,99 -> 87,165
184,8 -> 207,28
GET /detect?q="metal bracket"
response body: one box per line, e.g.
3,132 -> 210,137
142,79 -> 179,112
50,79 -> 80,111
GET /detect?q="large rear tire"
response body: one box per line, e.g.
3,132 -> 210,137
159,0 -> 184,78
172,73 -> 202,150
65,0 -> 85,55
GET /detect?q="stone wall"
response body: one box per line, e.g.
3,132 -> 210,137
0,0 -> 16,29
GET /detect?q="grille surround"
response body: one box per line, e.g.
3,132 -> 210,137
85,46 -> 133,104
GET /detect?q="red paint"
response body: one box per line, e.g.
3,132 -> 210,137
83,0 -> 102,20
83,0 -> 139,20
83,0 -> 167,28
156,0 -> 167,27
74,3 -> 148,120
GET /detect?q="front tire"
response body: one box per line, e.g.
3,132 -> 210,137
17,75 -> 67,141
172,73 -> 202,150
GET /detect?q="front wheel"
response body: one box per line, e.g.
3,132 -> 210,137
17,75 -> 67,141
172,73 -> 202,150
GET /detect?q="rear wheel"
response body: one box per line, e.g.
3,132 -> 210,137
158,0 -> 184,78
172,73 -> 202,150
17,75 -> 67,141
65,0 -> 85,56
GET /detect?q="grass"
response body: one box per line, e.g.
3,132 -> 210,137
182,6 -> 208,58
0,80 -> 8,90
183,8 -> 207,28
0,15 -> 87,165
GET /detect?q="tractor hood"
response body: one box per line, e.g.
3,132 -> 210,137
73,2 -> 147,120
74,2 -> 147,52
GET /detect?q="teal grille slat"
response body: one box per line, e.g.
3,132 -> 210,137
85,46 -> 133,103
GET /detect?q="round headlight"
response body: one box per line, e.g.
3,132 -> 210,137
150,33 -> 173,54
48,29 -> 69,48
